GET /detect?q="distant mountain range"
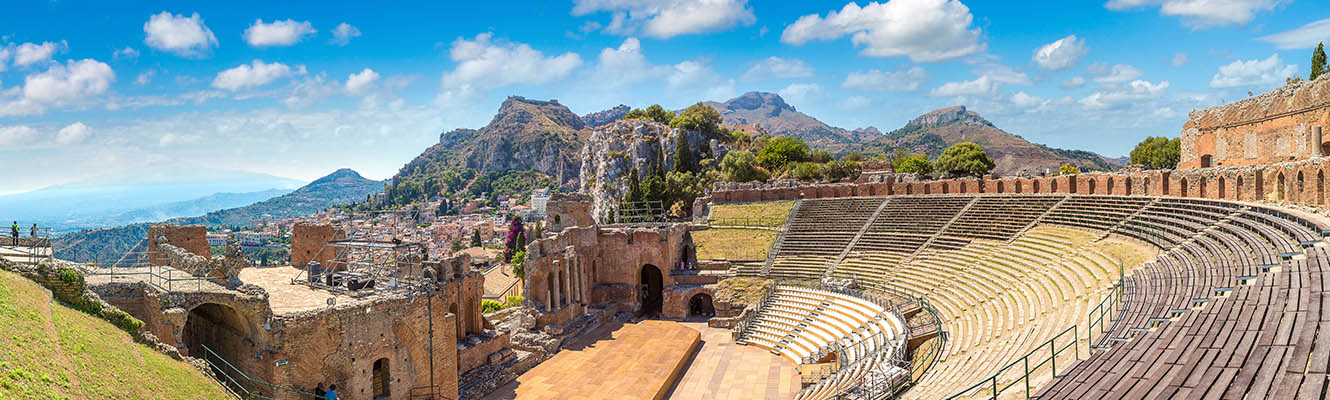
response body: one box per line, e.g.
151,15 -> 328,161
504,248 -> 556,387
55,168 -> 383,264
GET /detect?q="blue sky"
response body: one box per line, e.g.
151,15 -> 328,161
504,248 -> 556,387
1,0 -> 1327,194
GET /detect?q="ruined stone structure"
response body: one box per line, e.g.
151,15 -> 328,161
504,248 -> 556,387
147,223 -> 209,266
544,193 -> 593,233
291,222 -> 346,268
1180,74 -> 1330,169
521,223 -> 710,328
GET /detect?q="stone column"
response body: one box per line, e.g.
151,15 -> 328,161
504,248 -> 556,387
552,261 -> 562,310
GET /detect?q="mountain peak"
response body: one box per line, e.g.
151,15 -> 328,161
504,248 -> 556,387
723,91 -> 795,114
309,168 -> 367,186
906,105 -> 993,130
491,95 -> 585,131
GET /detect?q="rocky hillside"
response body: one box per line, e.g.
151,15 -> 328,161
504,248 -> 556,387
578,120 -> 730,220
703,92 -> 880,154
874,106 -> 1121,175
581,104 -> 630,128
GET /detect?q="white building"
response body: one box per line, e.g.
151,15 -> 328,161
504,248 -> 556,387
530,188 -> 551,218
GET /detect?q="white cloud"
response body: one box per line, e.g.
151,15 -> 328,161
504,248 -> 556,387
440,33 -> 583,93
1060,76 -> 1086,89
975,63 -> 1031,85
777,83 -> 823,105
345,68 -> 380,95
666,60 -> 736,100
572,0 -> 756,39
284,74 -> 340,109
1209,54 -> 1297,88
56,122 -> 91,145
0,125 -> 38,146
1258,18 -> 1330,50
143,11 -> 218,57
1092,64 -> 1143,83
930,75 -> 995,97
1032,35 -> 1088,71
113,46 -> 140,61
14,42 -> 62,67
781,0 -> 984,62
1009,91 -> 1049,110
212,60 -> 302,91
0,48 -> 9,72
842,95 -> 871,109
1079,79 -> 1169,110
1104,0 -> 1280,28
589,38 -> 670,89
331,23 -> 362,46
841,67 -> 929,91
1171,52 -> 1189,67
244,19 -> 317,47
135,70 -> 155,85
23,59 -> 115,105
741,56 -> 814,81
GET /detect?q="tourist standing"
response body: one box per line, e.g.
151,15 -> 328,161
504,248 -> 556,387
325,384 -> 340,400
9,221 -> 17,243
30,223 -> 38,238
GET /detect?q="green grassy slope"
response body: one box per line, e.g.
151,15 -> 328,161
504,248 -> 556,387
0,270 -> 231,399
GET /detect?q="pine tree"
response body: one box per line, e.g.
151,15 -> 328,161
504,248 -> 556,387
674,132 -> 694,173
626,167 -> 642,203
471,230 -> 482,247
1313,42 -> 1327,81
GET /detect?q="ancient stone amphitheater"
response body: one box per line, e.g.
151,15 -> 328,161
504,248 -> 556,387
723,193 -> 1330,399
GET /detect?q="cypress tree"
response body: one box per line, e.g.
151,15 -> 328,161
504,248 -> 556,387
1313,42 -> 1327,81
674,132 -> 694,173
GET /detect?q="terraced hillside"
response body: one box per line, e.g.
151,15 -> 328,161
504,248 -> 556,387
0,270 -> 229,399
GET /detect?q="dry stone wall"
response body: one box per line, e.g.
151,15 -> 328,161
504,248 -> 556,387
1181,74 -> 1330,168
291,223 -> 345,268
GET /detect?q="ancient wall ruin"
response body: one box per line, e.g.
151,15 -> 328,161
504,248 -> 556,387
147,224 -> 209,266
291,223 -> 345,268
1181,74 -> 1330,169
545,193 -> 594,233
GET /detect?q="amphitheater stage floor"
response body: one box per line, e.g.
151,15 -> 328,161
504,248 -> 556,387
666,321 -> 801,400
494,320 -> 702,400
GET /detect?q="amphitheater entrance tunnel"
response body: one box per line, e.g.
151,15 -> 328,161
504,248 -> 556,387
183,303 -> 253,384
689,293 -> 714,318
640,264 -> 663,316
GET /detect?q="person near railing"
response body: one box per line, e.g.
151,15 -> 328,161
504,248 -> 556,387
9,221 -> 17,243
30,223 -> 38,238
325,384 -> 340,400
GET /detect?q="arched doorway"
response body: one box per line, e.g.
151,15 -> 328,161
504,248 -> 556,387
1199,177 -> 1207,198
997,181 -> 1005,193
1051,180 -> 1058,193
184,303 -> 252,391
1179,178 -> 1188,197
1033,180 -> 1041,193
1107,178 -> 1115,194
1277,173 -> 1286,201
639,265 -> 663,316
1297,171 -> 1305,203
1088,178 -> 1097,194
1236,175 -> 1244,200
688,293 -> 714,318
1125,177 -> 1133,195
1201,154 -> 1213,168
1219,177 -> 1227,199
372,358 -> 390,399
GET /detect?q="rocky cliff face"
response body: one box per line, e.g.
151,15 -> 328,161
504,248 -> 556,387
704,91 -> 880,155
581,105 -> 631,128
578,120 -> 727,221
903,105 -> 995,131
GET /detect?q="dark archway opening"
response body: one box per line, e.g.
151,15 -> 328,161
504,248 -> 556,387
639,264 -> 663,316
1179,178 -> 1188,197
1219,177 -> 1227,199
1298,171 -> 1306,203
372,358 -> 390,400
1278,173 -> 1286,201
689,293 -> 714,318
184,303 -> 254,394
1200,154 -> 1213,168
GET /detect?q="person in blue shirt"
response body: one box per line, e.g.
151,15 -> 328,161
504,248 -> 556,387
325,384 -> 339,400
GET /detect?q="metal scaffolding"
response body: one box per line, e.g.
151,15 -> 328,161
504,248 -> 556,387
294,210 -> 433,296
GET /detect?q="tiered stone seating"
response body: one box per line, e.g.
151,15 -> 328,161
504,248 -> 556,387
769,198 -> 885,281
944,195 -> 1062,240
735,286 -> 909,400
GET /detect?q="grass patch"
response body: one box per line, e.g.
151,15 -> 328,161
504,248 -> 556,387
693,228 -> 778,261
0,270 -> 229,399
713,277 -> 773,306
709,201 -> 794,227
1091,236 -> 1155,273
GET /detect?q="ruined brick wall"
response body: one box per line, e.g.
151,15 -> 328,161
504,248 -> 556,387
291,223 -> 345,268
147,224 -> 208,266
545,193 -> 594,233
1180,74 -> 1330,169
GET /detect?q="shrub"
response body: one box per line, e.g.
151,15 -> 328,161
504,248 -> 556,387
669,103 -> 723,136
934,142 -> 995,176
481,299 -> 504,314
1129,136 -> 1180,169
1057,164 -> 1081,175
789,162 -> 823,181
511,250 -> 526,278
893,153 -> 933,174
504,295 -> 524,308
757,136 -> 809,171
720,150 -> 767,182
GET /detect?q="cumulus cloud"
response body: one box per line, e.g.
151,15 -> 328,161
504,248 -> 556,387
741,56 -> 814,81
1171,52 -> 1188,67
665,59 -> 736,100
56,122 -> 91,145
0,125 -> 38,146
777,83 -> 823,105
1104,0 -> 1280,28
930,75 -> 995,97
244,19 -> 317,47
1060,76 -> 1086,89
143,11 -> 218,57
331,23 -> 362,46
842,67 -> 929,91
781,0 -> 984,62
1209,54 -> 1297,88
14,42 -> 62,67
0,48 -> 9,72
440,33 -> 583,94
284,74 -> 341,108
1258,18 -> 1330,50
1079,79 -> 1169,110
1091,64 -> 1143,83
23,59 -> 115,105
589,38 -> 670,89
572,0 -> 756,39
1032,35 -> 1088,71
113,46 -> 140,61
345,68 -> 380,95
212,60 -> 303,91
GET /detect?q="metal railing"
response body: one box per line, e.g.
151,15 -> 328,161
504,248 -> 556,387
707,216 -> 788,228
732,284 -> 776,341
199,344 -> 322,399
945,325 -> 1080,400
83,264 -> 214,293
1086,281 -> 1124,350
2,223 -> 55,266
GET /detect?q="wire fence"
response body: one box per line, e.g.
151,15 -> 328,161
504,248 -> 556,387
199,344 -> 322,400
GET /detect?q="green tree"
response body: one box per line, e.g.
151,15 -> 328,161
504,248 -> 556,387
450,237 -> 466,252
626,167 -> 643,203
720,150 -> 768,182
674,132 -> 694,173
1057,164 -> 1081,175
1129,136 -> 1181,169
669,102 -> 724,136
757,136 -> 810,171
471,229 -> 482,247
789,162 -> 823,181
810,149 -> 833,163
624,104 -> 675,124
934,142 -> 995,176
1313,42 -> 1327,81
511,250 -> 526,278
893,152 -> 933,174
